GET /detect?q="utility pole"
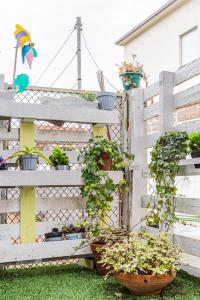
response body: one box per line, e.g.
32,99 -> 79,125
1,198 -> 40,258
75,17 -> 82,90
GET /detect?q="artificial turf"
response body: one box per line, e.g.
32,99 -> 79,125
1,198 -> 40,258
0,264 -> 200,300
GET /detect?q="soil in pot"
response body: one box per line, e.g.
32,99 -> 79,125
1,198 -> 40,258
19,154 -> 38,170
97,153 -> 112,171
90,243 -> 113,276
191,151 -> 200,168
114,272 -> 176,296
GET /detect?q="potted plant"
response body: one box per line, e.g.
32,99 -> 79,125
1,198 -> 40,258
79,138 -> 133,220
80,91 -> 96,102
189,132 -> 200,168
0,157 -> 8,170
45,227 -> 62,242
119,56 -> 147,91
87,226 -> 126,276
10,146 -> 51,170
49,146 -> 70,170
62,222 -> 85,240
100,232 -> 182,296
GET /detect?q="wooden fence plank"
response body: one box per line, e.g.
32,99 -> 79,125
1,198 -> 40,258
0,170 -> 123,187
144,82 -> 159,101
175,57 -> 200,85
0,239 -> 91,263
0,100 -> 119,124
0,128 -> 92,143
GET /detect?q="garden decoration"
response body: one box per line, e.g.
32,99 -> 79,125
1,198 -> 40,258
62,223 -> 85,240
49,146 -> 70,170
14,73 -> 29,93
10,146 -> 51,170
79,138 -> 133,223
189,132 -> 200,168
45,227 -> 62,242
100,232 -> 182,295
119,55 -> 148,91
147,131 -> 189,231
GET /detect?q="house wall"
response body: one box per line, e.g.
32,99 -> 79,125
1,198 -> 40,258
124,0 -> 200,83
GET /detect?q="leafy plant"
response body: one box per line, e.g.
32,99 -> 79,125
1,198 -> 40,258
49,147 -> 69,166
100,232 -> 182,275
148,131 -> 189,230
79,138 -> 134,221
85,225 -> 126,245
80,91 -> 96,102
62,222 -> 85,234
189,132 -> 200,152
10,146 -> 51,165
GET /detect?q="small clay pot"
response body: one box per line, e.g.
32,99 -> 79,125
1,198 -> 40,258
114,272 -> 176,296
90,243 -> 112,276
98,153 -> 112,171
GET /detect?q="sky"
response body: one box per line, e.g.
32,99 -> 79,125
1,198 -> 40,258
0,0 -> 168,91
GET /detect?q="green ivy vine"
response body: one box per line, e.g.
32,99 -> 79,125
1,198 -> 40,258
79,138 -> 133,224
147,131 -> 189,231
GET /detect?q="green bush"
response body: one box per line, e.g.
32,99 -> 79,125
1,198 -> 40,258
49,147 -> 69,166
189,132 -> 200,152
80,91 -> 96,102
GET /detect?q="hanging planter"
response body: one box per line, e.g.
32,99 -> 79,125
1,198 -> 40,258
96,92 -> 117,111
120,72 -> 143,91
119,58 -> 147,92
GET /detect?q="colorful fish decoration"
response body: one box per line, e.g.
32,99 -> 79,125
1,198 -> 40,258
14,24 -> 37,68
14,74 -> 29,93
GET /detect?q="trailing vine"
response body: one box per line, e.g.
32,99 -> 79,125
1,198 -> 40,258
147,131 -> 189,231
79,138 -> 133,224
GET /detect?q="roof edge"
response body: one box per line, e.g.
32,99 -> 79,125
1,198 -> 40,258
116,0 -> 188,46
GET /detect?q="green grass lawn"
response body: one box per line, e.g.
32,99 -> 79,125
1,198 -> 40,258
0,264 -> 200,300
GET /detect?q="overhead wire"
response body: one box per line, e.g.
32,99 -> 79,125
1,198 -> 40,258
81,31 -> 119,92
34,28 -> 75,86
50,53 -> 77,87
70,82 -> 78,89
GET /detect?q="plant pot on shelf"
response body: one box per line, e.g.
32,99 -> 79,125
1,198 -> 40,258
90,243 -> 112,276
96,92 -> 117,111
55,165 -> 70,170
65,232 -> 83,240
114,272 -> 176,296
19,154 -> 38,170
191,151 -> 200,168
120,72 -> 142,91
98,153 -> 112,171
45,231 -> 62,242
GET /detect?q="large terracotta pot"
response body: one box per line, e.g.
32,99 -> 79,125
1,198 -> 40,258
90,243 -> 112,276
98,153 -> 112,171
114,272 -> 176,296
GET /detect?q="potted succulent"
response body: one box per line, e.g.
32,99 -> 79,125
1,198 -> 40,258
10,146 -> 51,170
87,226 -> 126,276
100,232 -> 182,296
49,146 -> 70,170
119,56 -> 147,91
62,222 -> 85,240
45,227 -> 62,242
0,157 -> 8,170
189,132 -> 200,168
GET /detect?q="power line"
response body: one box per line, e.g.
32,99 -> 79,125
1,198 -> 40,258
50,53 -> 77,87
70,82 -> 78,89
81,31 -> 119,91
34,28 -> 75,86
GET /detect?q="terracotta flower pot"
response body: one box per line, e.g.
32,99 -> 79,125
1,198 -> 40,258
98,153 -> 112,171
114,272 -> 176,296
90,243 -> 112,276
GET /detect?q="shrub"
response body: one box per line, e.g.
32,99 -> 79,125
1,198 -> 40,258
189,132 -> 200,152
49,147 -> 69,166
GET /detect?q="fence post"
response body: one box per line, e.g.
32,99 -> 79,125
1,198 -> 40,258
130,89 -> 146,230
159,71 -> 174,233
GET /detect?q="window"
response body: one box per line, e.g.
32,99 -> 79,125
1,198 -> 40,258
180,27 -> 199,65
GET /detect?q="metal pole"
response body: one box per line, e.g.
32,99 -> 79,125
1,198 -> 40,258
12,45 -> 18,89
76,17 -> 82,90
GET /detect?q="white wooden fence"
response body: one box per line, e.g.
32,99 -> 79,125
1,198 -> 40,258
128,57 -> 200,277
0,84 -> 123,265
